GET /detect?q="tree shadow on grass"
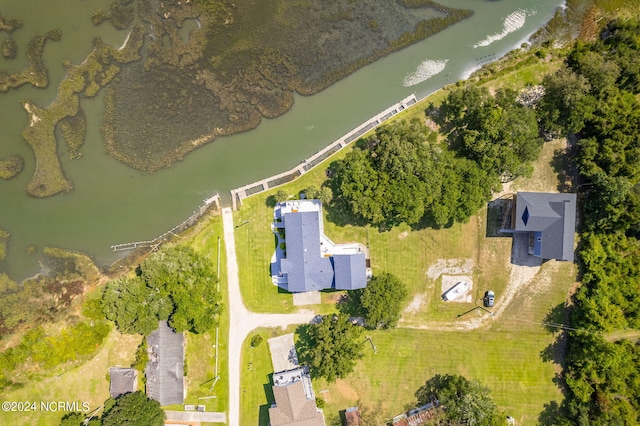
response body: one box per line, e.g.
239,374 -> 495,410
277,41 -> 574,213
538,303 -> 572,424
551,145 -> 576,193
324,198 -> 370,229
540,302 -> 572,367
538,400 -> 566,425
336,291 -> 363,319
265,195 -> 277,208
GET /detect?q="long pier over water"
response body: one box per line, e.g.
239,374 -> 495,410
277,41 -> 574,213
230,94 -> 417,210
110,194 -> 221,252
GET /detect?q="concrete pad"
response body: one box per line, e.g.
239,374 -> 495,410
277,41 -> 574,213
441,275 -> 473,303
293,291 -> 321,306
268,333 -> 299,372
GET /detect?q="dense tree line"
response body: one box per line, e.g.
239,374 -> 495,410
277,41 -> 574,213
328,118 -> 499,229
537,18 -> 640,425
101,245 -> 223,335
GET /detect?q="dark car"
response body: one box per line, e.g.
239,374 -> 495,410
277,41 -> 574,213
483,290 -> 495,308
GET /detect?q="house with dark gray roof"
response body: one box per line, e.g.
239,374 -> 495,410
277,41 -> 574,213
500,192 -> 577,262
109,367 -> 137,398
271,200 -> 370,293
145,320 -> 185,406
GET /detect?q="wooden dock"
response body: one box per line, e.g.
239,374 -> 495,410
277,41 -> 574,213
110,193 -> 221,252
230,94 -> 417,210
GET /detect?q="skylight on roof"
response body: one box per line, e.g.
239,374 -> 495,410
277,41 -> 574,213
522,206 -> 530,226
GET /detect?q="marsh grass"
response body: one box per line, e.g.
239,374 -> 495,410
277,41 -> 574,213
105,0 -> 472,171
0,154 -> 23,180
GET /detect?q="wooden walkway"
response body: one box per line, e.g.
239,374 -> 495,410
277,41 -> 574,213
230,94 -> 418,210
110,194 -> 221,252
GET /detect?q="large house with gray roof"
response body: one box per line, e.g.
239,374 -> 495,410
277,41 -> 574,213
500,192 -> 577,262
145,320 -> 185,406
271,200 -> 370,293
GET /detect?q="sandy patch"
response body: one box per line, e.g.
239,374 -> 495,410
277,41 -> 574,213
398,231 -> 409,240
426,258 -> 474,280
334,379 -> 358,401
441,275 -> 473,303
23,102 -> 41,127
404,293 -> 426,314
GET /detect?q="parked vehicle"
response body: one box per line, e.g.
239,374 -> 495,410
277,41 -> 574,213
483,290 -> 495,307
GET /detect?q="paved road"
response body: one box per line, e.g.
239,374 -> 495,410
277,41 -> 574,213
222,208 -> 316,426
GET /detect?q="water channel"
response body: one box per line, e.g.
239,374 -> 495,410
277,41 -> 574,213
0,0 -> 564,279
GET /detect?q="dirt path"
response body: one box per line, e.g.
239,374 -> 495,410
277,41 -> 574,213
222,208 -> 316,426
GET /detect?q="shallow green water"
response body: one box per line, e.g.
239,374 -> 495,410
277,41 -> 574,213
0,0 -> 564,279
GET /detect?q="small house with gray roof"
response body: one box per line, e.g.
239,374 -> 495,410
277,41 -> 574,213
271,200 -> 370,293
269,366 -> 325,426
500,192 -> 577,262
145,320 -> 185,406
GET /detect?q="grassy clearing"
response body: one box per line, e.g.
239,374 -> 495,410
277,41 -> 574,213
0,328 -> 141,426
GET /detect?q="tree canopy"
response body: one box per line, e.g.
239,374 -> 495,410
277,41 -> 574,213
415,374 -> 503,426
101,245 -> 223,335
61,391 -> 165,426
439,85 -> 543,180
357,272 -> 408,329
296,313 -> 364,382
101,392 -> 165,426
328,118 -> 497,229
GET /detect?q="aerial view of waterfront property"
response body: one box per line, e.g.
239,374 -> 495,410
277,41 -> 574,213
2,0 -> 640,425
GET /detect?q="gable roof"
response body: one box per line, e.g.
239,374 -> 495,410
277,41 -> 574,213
514,192 -> 577,261
145,320 -> 185,406
281,210 -> 334,292
109,367 -> 137,398
332,253 -> 367,290
274,200 -> 368,293
269,381 -> 325,426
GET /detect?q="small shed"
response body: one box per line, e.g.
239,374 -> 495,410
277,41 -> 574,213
109,367 -> 137,398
